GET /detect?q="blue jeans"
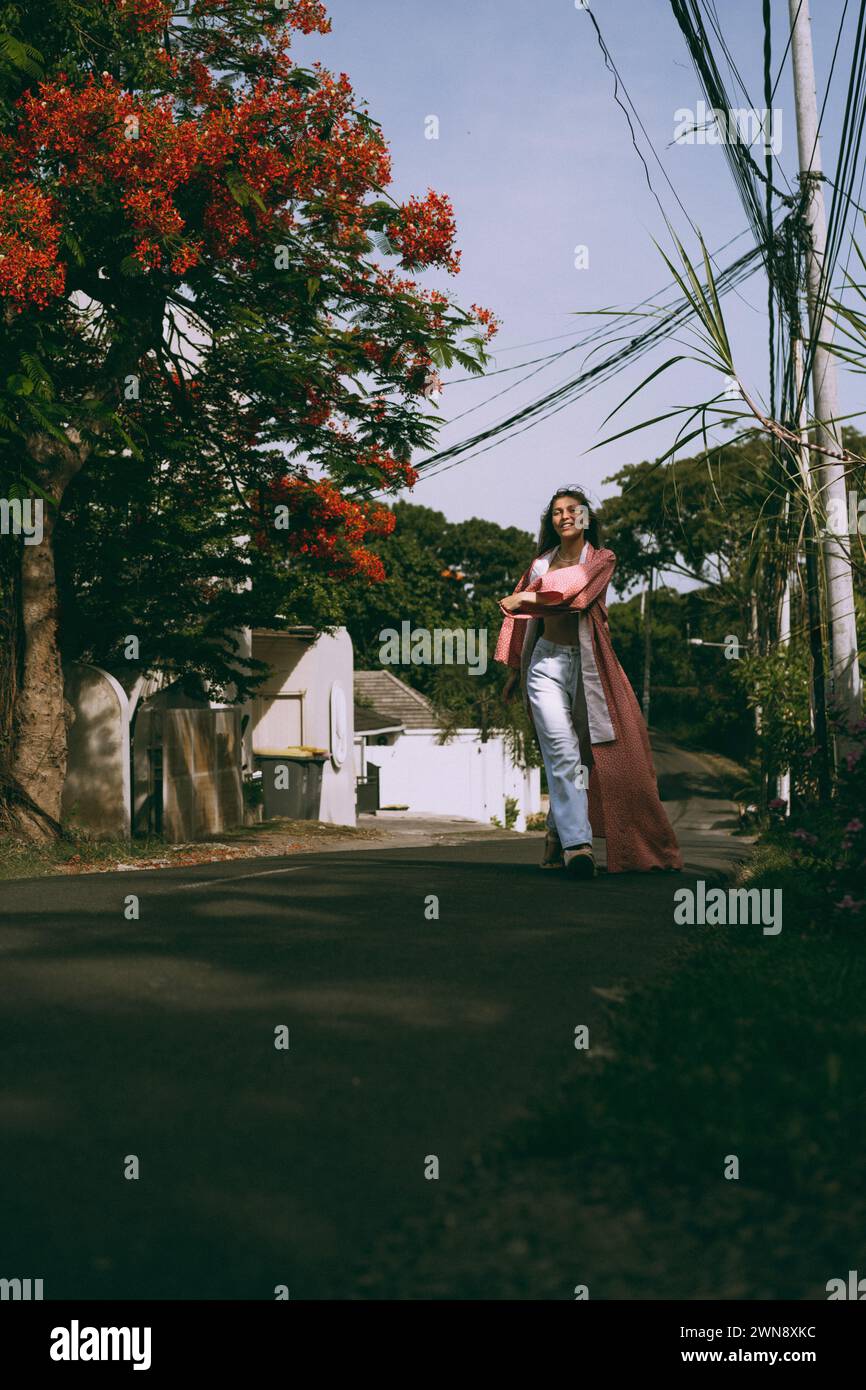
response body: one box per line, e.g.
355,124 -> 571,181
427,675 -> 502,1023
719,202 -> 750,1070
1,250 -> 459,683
526,636 -> 592,849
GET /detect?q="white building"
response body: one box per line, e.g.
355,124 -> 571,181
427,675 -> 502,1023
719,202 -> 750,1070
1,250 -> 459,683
61,631 -> 538,840
353,670 -> 540,830
246,626 -> 355,827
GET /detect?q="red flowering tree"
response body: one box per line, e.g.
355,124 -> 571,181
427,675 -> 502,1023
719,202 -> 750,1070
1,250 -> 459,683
0,0 -> 496,837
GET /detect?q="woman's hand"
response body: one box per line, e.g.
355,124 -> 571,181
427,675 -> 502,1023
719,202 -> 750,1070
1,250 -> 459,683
502,671 -> 519,704
499,591 -> 536,614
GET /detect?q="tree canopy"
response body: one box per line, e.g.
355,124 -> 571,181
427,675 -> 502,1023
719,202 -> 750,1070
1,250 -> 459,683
0,0 -> 496,831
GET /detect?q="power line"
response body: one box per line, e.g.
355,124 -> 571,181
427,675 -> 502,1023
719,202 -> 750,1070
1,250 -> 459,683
701,0 -> 795,198
771,0 -> 804,102
408,242 -> 766,488
800,0 -> 866,393
584,6 -> 701,241
365,9 -> 819,495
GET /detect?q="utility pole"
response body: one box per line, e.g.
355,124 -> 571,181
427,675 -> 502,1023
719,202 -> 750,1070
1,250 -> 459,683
789,0 -> 863,727
793,332 -> 833,802
777,554 -> 792,812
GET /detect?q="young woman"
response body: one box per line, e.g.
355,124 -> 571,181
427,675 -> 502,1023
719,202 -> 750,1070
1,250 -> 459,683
495,486 -> 683,878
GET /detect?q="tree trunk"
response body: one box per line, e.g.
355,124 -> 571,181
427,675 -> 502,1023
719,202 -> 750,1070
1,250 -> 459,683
0,531 -> 21,824
8,499 -> 67,839
5,380 -> 122,838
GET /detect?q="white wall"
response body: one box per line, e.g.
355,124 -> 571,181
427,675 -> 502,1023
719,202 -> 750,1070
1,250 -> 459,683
250,628 -> 356,827
362,728 -> 540,828
502,746 -> 542,832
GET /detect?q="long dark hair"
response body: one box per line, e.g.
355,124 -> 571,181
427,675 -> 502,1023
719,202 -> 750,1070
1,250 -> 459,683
535,485 -> 601,557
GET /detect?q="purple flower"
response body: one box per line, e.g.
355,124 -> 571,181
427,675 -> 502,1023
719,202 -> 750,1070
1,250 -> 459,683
845,819 -> 864,834
835,895 -> 865,912
768,797 -> 787,811
792,828 -> 819,847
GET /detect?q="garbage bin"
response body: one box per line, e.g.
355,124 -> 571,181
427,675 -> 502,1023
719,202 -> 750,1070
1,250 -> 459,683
255,748 -> 328,820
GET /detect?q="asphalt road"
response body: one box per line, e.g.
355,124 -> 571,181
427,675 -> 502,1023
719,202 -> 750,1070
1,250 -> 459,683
0,771 -> 745,1300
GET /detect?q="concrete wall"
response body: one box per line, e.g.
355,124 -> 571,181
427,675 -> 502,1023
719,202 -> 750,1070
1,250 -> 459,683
62,664 -> 131,838
250,628 -> 356,827
361,728 -> 540,829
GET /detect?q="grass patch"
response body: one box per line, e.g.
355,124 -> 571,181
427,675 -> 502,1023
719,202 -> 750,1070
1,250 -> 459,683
0,816 -> 378,880
212,816 -> 374,844
0,830 -> 169,881
737,836 -> 831,927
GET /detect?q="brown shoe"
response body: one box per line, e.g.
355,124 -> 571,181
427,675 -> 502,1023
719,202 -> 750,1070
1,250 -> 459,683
564,844 -> 595,878
541,828 -> 564,869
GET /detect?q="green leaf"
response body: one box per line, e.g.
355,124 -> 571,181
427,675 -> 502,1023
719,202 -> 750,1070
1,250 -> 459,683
61,228 -> 86,267
590,405 -> 702,452
21,400 -> 67,442
368,230 -> 395,256
285,68 -> 320,93
18,473 -> 55,506
226,168 -> 251,206
0,31 -> 43,79
600,356 -> 688,428
20,352 -> 54,398
429,342 -> 454,369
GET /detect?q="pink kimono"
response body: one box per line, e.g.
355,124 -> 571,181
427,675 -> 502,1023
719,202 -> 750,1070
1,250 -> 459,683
495,542 -> 683,874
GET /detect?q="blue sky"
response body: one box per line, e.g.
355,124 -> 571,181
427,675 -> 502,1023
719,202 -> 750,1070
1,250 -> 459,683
293,1 -> 863,557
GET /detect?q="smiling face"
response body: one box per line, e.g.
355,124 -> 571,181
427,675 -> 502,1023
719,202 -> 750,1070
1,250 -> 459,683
551,494 -> 589,540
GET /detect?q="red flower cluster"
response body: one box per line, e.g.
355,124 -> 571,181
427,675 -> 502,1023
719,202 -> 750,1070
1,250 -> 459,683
471,302 -> 500,342
0,0 -> 485,596
389,190 -> 461,273
356,444 -> 417,488
359,336 -> 383,364
0,182 -> 64,308
349,548 -> 386,582
7,56 -> 399,277
272,0 -> 332,35
12,75 -> 210,272
109,0 -> 332,37
109,0 -> 173,32
301,386 -> 332,428
257,475 -> 394,581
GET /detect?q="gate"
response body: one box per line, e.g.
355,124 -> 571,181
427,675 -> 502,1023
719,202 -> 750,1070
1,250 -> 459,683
356,761 -> 380,813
